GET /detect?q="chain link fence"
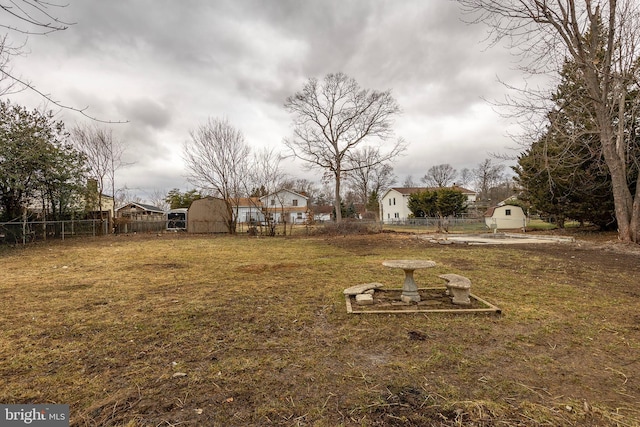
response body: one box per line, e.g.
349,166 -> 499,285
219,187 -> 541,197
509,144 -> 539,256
382,217 -> 487,233
1,218 -> 168,245
0,219 -> 109,245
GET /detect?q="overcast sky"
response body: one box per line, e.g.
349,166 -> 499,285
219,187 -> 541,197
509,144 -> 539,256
6,0 -> 531,203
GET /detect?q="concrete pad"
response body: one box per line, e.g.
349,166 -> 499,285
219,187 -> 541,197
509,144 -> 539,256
422,233 -> 575,245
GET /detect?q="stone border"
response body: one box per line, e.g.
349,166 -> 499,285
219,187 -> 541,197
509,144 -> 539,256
345,287 -> 502,315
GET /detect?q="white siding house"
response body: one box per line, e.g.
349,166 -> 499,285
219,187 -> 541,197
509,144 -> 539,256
260,189 -> 309,224
379,188 -> 418,222
379,186 -> 477,222
235,197 -> 265,224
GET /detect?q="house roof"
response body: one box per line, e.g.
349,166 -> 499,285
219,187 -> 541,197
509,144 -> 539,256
388,187 -> 426,195
117,202 -> 164,213
384,186 -> 476,197
234,197 -> 262,207
312,205 -> 334,214
260,189 -> 309,201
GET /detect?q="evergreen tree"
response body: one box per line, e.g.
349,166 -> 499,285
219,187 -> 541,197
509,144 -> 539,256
513,56 -> 637,230
0,100 -> 86,221
165,188 -> 202,209
408,189 -> 467,218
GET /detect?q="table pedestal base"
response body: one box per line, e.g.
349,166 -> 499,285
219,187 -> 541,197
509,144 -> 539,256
401,269 -> 421,303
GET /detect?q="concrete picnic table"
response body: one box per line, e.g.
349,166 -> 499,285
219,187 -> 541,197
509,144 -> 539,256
382,259 -> 436,303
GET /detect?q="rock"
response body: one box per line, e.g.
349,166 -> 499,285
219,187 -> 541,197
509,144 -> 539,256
364,289 -> 375,295
343,282 -> 384,295
355,293 -> 374,305
172,372 -> 187,378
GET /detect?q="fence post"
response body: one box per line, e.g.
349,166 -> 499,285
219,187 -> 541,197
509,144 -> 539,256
22,210 -> 27,245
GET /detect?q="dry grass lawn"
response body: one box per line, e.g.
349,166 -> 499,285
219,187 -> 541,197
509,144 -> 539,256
0,231 -> 638,426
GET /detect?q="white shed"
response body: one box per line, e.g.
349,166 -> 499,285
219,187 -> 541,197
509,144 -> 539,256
484,205 -> 528,231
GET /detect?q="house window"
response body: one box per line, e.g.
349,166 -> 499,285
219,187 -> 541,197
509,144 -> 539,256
296,212 -> 302,219
292,199 -> 298,206
505,209 -> 511,216
387,213 -> 390,219
394,212 -> 399,218
270,199 -> 275,206
389,199 -> 392,206
393,198 -> 396,205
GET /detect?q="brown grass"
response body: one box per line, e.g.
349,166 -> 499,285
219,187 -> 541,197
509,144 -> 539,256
0,232 -> 639,426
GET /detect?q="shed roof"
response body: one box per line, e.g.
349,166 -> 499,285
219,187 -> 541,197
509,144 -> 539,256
484,204 -> 523,217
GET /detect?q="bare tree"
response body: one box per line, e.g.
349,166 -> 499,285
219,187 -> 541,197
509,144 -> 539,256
472,158 -> 505,203
184,117 -> 250,234
346,146 -> 397,205
458,168 -> 473,188
403,175 -> 418,187
248,147 -> 286,235
281,178 -> 318,198
147,189 -> 170,212
115,185 -> 142,207
71,124 -> 126,231
459,0 -> 640,243
284,72 -> 406,222
421,164 -> 458,188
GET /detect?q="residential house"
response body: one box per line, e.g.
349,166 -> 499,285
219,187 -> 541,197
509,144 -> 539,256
235,197 -> 265,224
85,194 -> 115,222
312,205 -> 333,222
116,203 -> 165,220
260,189 -> 309,224
115,202 -> 165,233
379,186 -> 477,223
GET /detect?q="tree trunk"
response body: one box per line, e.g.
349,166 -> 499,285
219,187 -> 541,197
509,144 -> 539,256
334,171 -> 343,223
225,201 -> 237,234
599,121 -> 636,242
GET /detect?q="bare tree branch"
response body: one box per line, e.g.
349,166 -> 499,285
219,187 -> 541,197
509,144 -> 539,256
183,117 -> 251,234
284,72 -> 405,222
458,0 -> 640,243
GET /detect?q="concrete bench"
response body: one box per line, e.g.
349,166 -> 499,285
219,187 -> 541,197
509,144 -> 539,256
438,274 -> 471,305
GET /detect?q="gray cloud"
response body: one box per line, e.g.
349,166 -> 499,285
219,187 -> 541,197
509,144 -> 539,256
6,0 -> 531,200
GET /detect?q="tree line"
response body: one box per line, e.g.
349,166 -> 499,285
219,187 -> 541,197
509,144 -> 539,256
0,100 -> 125,223
182,73 -> 406,232
460,0 -> 640,243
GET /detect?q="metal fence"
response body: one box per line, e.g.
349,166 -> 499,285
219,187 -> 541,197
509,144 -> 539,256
0,218 -> 175,245
0,219 -> 109,245
382,216 -> 487,232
